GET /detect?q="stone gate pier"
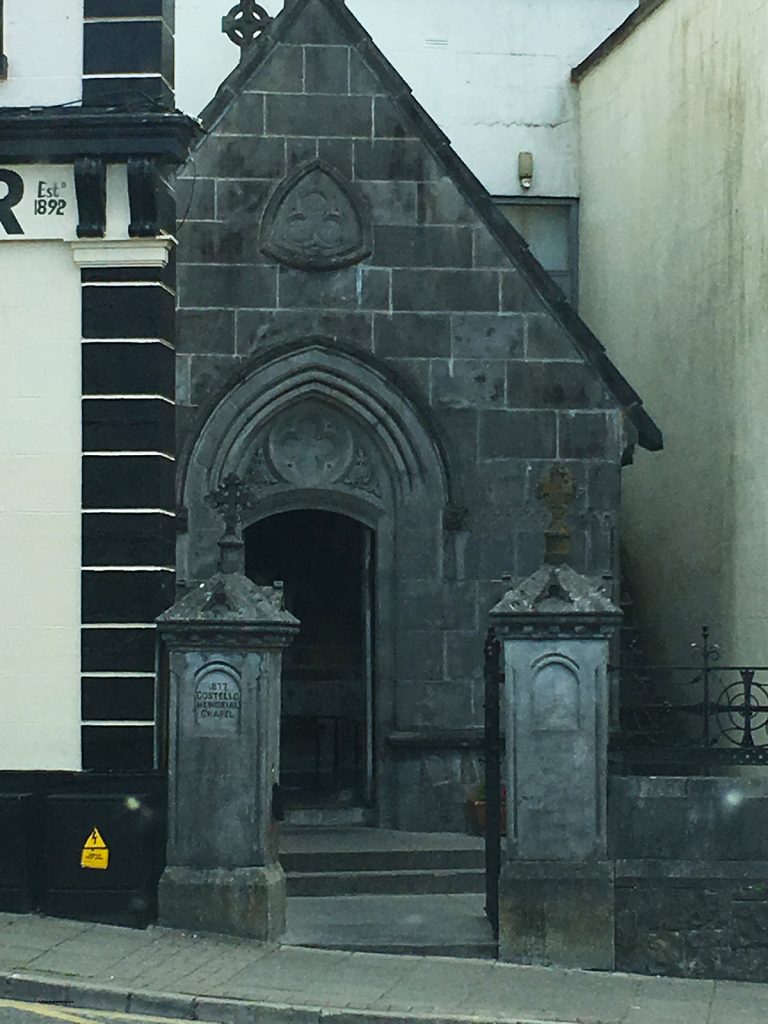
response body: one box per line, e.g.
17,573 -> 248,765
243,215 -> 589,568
490,467 -> 622,969
157,477 -> 299,940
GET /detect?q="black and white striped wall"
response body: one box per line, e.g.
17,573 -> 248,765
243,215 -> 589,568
77,1 -> 180,770
83,0 -> 175,110
78,242 -> 177,770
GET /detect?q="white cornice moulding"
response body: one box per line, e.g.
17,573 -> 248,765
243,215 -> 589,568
71,237 -> 176,269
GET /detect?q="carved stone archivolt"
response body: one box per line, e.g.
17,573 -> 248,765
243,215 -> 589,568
245,402 -> 382,498
260,159 -> 372,271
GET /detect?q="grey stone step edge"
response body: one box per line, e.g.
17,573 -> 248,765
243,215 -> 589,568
0,971 -> 556,1024
287,868 -> 485,896
282,850 -> 485,873
292,941 -> 498,959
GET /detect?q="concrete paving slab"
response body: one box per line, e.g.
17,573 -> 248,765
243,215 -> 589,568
708,979 -> 768,1023
222,948 -> 356,996
448,965 -> 639,1024
20,932 -> 163,979
379,957 -> 497,1002
0,918 -> 94,949
0,947 -> 53,971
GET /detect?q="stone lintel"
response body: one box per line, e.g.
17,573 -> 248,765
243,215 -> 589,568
159,625 -> 298,650
71,236 -> 175,268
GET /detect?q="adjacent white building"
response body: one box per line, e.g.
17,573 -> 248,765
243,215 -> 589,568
0,0 -> 640,771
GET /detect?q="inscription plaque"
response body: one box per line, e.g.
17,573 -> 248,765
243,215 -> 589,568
532,658 -> 580,732
194,665 -> 242,736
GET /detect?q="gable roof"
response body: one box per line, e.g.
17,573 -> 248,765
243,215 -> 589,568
199,0 -> 662,452
572,0 -> 671,82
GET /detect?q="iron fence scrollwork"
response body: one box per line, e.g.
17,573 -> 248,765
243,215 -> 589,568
611,626 -> 768,772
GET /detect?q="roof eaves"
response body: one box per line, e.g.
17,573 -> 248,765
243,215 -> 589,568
472,192 -> 663,451
571,0 -> 671,82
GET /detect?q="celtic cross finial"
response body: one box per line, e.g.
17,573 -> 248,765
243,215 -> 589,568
206,474 -> 256,537
205,474 -> 257,574
222,1 -> 273,54
537,465 -> 577,566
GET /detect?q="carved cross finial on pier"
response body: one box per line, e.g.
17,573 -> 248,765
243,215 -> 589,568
206,474 -> 257,574
222,1 -> 273,54
206,474 -> 256,536
537,465 -> 577,566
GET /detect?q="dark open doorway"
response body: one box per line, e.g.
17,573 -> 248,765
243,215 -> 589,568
244,510 -> 374,810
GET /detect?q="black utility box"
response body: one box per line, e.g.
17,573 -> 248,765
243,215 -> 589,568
0,793 -> 39,912
41,792 -> 164,928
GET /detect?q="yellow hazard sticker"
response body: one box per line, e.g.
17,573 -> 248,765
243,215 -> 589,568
80,827 -> 109,870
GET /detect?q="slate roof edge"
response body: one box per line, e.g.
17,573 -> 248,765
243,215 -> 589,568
196,0 -> 663,453
571,0 -> 671,83
0,108 -> 199,164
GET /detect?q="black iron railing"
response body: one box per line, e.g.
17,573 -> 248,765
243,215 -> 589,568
483,627 -> 502,945
611,626 -> 768,773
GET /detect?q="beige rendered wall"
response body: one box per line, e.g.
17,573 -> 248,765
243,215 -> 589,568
578,0 -> 768,663
0,243 -> 82,768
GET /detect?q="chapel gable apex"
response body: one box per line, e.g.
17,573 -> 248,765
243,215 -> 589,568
186,0 -> 661,452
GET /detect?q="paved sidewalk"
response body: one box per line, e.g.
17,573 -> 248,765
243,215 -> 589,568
1,912 -> 767,1024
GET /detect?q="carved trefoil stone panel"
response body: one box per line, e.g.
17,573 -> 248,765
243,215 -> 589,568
260,159 -> 372,271
245,400 -> 382,498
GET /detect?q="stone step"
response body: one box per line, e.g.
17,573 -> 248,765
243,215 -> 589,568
282,846 -> 485,873
283,892 -> 495,958
283,806 -> 369,828
286,867 -> 486,897
290,938 -> 498,958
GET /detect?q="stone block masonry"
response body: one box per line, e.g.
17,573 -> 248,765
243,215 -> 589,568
172,0 -> 656,832
611,776 -> 768,981
616,862 -> 768,981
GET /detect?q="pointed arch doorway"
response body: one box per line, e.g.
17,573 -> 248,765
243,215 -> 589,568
244,509 -> 375,815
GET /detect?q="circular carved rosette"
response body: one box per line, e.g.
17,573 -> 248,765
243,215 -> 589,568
268,406 -> 355,486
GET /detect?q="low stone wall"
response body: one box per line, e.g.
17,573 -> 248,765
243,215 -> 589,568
611,776 -> 768,980
609,775 -> 768,860
616,860 -> 768,979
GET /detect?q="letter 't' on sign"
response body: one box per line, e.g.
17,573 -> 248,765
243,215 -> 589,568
0,170 -> 24,235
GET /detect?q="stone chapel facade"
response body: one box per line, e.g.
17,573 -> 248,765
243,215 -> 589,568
172,0 -> 660,831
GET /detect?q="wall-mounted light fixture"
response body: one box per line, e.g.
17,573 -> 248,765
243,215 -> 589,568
518,151 -> 534,191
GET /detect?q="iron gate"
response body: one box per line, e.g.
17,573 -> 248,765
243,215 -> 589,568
483,627 -> 503,946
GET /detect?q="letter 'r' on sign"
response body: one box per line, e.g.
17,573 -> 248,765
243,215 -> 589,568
0,170 -> 24,235
80,827 -> 109,870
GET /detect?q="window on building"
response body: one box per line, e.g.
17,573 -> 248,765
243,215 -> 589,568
495,198 -> 579,306
0,1 -> 7,80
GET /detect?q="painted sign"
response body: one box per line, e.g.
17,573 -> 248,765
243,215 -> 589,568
0,166 -> 78,240
80,827 -> 110,870
194,665 -> 242,736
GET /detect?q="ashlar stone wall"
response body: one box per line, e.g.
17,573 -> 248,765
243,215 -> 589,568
174,0 -> 629,831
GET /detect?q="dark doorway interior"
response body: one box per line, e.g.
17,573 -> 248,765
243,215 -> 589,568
245,511 -> 373,808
